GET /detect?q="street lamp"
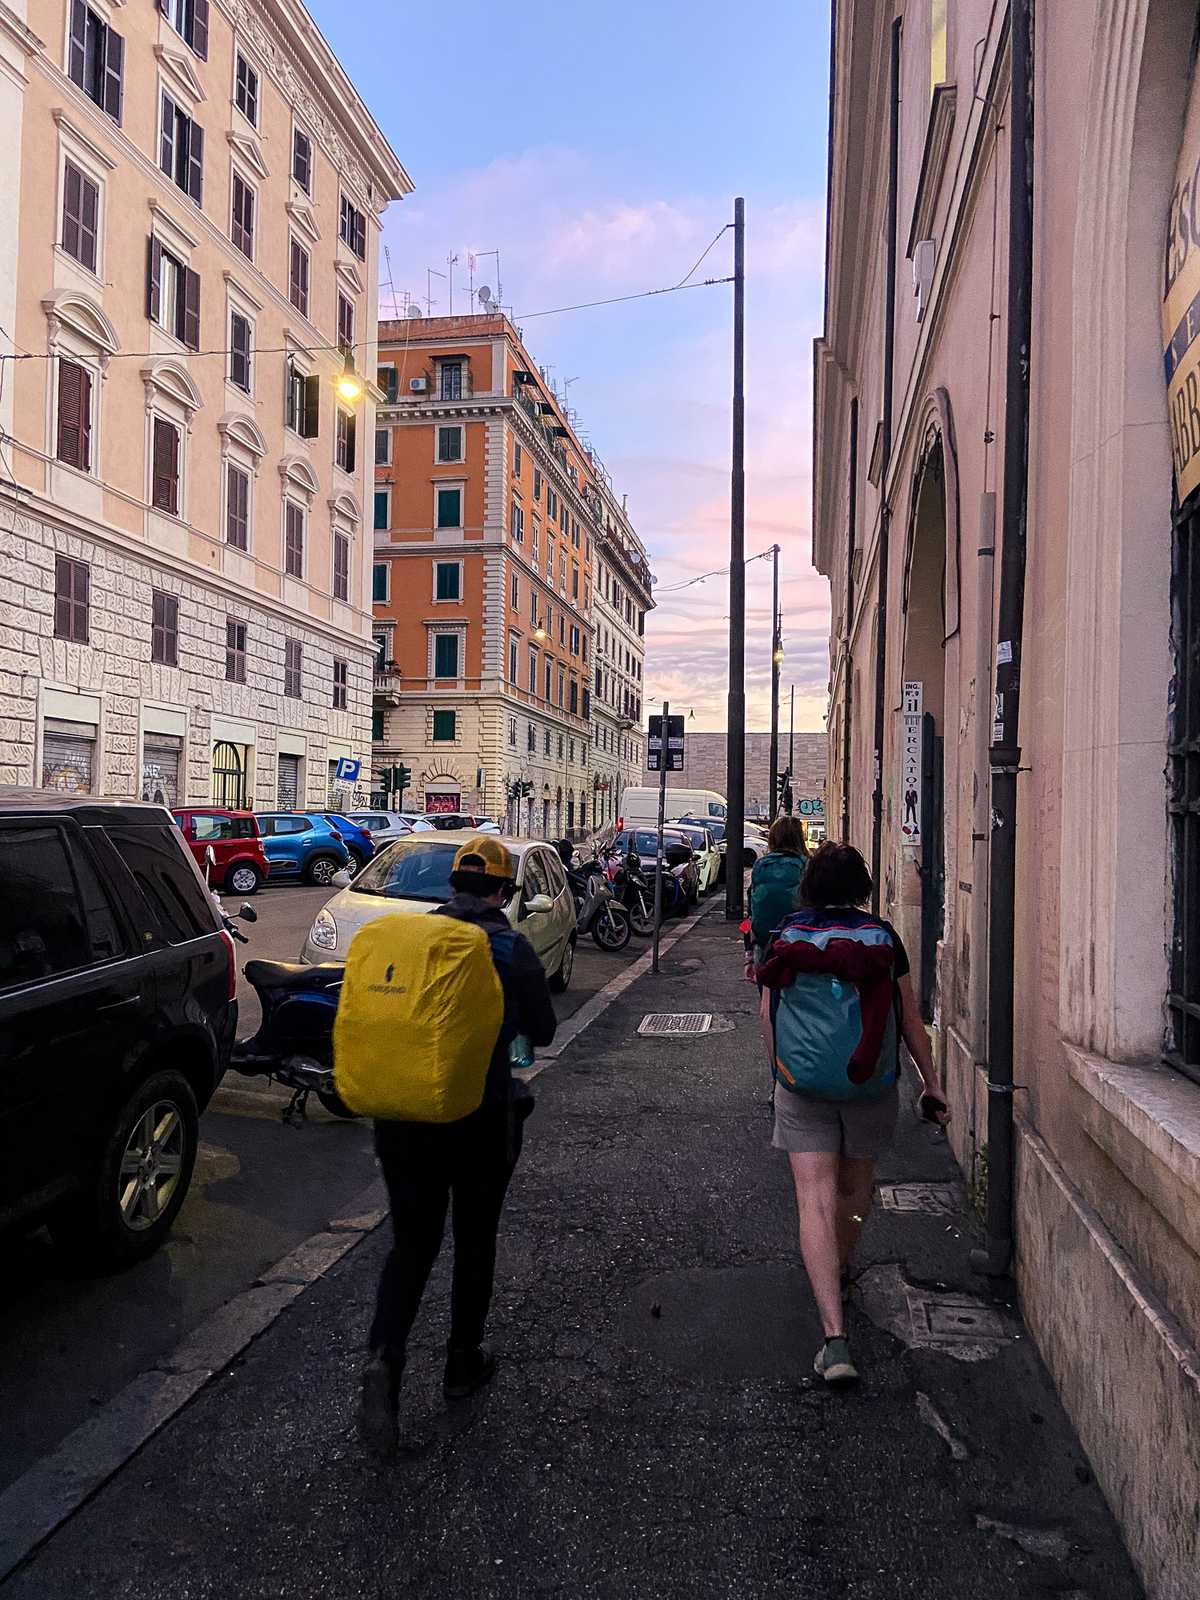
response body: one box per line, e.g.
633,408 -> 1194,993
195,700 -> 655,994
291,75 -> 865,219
335,351 -> 363,403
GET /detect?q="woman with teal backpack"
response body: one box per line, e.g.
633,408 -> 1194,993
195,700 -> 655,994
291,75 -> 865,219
746,815 -> 810,975
757,842 -> 949,1387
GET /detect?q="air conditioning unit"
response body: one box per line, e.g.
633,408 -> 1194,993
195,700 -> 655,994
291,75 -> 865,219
409,376 -> 428,393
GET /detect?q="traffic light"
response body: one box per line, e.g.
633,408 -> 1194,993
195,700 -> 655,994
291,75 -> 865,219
776,767 -> 793,817
382,763 -> 412,807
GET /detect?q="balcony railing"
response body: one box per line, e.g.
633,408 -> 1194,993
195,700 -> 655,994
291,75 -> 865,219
373,665 -> 403,704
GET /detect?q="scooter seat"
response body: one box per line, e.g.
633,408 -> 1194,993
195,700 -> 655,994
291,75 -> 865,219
243,960 -> 344,992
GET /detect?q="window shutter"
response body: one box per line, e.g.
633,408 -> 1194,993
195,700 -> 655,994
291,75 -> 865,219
302,374 -> 319,438
182,266 -> 200,350
153,418 -> 179,512
231,313 -> 249,388
160,92 -> 175,179
103,25 -> 124,123
57,360 -> 82,468
69,0 -> 87,89
147,236 -> 162,322
191,0 -> 209,59
79,171 -> 98,269
345,412 -> 356,473
78,365 -> 92,470
62,163 -> 82,261
186,120 -> 203,205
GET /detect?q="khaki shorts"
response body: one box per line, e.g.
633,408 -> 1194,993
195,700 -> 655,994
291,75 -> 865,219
771,1080 -> 899,1161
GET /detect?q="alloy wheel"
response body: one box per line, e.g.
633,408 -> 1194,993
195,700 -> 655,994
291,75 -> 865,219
230,865 -> 258,894
310,857 -> 337,885
117,1102 -> 185,1232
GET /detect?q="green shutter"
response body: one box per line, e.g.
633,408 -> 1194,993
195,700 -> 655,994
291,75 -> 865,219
435,562 -> 460,600
432,709 -> 455,742
436,488 -> 461,529
374,491 -> 388,531
372,562 -> 387,601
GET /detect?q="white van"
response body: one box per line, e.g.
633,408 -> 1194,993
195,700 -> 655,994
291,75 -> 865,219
618,787 -> 728,829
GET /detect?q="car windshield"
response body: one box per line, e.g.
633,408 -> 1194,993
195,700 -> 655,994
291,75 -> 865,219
672,826 -> 706,848
696,820 -> 726,842
349,840 -> 457,901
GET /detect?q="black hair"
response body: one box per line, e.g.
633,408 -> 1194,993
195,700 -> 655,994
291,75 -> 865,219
799,841 -> 873,908
449,868 -> 507,897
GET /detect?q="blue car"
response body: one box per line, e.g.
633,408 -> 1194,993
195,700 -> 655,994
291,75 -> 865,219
313,813 -> 375,874
255,812 -> 351,887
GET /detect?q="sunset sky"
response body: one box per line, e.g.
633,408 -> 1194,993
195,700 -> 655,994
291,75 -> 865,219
308,0 -> 833,732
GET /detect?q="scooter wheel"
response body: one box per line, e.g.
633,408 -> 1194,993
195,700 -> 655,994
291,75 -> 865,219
593,904 -> 631,951
316,1089 -> 358,1119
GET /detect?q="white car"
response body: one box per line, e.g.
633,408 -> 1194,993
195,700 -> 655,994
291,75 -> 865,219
302,831 -> 578,990
679,816 -> 766,873
346,810 -> 436,844
664,819 -> 722,895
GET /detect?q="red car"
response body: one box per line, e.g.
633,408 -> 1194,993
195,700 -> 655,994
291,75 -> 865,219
172,807 -> 270,895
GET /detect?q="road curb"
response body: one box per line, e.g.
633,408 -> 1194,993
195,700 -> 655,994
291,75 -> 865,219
518,899 -> 717,1077
0,1178 -> 388,1585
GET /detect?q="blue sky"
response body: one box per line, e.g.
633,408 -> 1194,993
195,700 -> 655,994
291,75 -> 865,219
308,0 -> 832,731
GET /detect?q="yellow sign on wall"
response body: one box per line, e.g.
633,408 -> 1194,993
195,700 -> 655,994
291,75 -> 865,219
1163,72 -> 1200,502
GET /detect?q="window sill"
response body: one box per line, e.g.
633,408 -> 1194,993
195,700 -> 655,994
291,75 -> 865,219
1065,1043 -> 1200,1257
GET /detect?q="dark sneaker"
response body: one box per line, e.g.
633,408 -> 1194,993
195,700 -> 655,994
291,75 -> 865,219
357,1352 -> 400,1455
443,1346 -> 497,1400
813,1336 -> 859,1386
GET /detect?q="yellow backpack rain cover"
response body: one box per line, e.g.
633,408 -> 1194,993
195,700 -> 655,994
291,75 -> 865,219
333,913 -> 504,1122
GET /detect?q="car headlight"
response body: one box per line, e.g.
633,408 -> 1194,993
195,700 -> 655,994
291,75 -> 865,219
308,908 -> 338,952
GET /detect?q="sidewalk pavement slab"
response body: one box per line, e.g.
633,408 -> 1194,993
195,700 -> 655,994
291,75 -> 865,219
1,908 -> 1143,1600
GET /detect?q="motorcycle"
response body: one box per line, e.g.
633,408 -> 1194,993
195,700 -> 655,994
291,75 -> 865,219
211,871 -> 355,1124
556,840 -> 632,951
613,849 -> 656,937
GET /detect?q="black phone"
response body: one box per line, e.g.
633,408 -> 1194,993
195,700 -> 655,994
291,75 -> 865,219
919,1091 -> 947,1125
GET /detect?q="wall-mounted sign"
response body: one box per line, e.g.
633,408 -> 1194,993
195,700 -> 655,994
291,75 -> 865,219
901,681 -> 923,851
1163,70 -> 1200,501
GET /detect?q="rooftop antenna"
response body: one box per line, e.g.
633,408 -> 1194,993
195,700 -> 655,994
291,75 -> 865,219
467,252 -> 477,307
425,265 -> 446,315
406,304 -> 423,318
383,244 -> 400,319
477,284 -> 494,315
473,248 -> 503,310
447,251 -> 459,315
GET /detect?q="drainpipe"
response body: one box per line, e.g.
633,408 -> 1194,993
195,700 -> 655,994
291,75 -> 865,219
970,493 -> 995,1057
842,396 -> 859,840
871,15 -> 902,913
972,0 -> 1034,1280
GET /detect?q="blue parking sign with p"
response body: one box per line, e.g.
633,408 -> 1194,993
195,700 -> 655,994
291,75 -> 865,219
335,757 -> 361,783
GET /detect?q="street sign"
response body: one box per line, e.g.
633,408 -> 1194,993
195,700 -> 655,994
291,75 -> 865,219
334,756 -> 361,784
901,681 -> 922,852
647,713 -> 684,772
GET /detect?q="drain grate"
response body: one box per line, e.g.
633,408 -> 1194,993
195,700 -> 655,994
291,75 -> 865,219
878,1182 -> 962,1216
637,1012 -> 713,1038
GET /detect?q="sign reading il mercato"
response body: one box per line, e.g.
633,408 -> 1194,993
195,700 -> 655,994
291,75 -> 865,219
1164,71 -> 1200,501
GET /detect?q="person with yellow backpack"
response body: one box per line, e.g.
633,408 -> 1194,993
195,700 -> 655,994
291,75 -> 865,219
333,837 -> 557,1454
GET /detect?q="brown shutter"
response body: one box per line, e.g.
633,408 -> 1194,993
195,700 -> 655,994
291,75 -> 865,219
147,236 -> 162,322
160,91 -> 175,178
62,163 -> 82,261
57,360 -> 82,467
182,266 -> 200,350
68,0 -> 87,89
79,171 -> 98,271
103,25 -> 123,123
78,365 -> 92,471
191,0 -> 209,58
186,119 -> 203,204
302,374 -> 319,438
345,412 -> 356,473
152,418 -> 179,513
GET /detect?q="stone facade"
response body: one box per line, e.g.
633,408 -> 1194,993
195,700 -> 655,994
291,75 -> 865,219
1,0 -> 409,809
662,732 -> 827,826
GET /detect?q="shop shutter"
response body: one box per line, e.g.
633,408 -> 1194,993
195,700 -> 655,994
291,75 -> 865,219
41,721 -> 96,794
277,752 -> 301,810
141,737 -> 182,806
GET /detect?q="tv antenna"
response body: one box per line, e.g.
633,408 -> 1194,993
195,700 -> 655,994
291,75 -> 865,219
383,244 -> 400,319
425,265 -> 446,314
472,248 -> 503,311
447,252 -> 459,315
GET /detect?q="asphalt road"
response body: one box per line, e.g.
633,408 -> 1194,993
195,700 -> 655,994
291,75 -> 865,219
0,883 -> 643,1496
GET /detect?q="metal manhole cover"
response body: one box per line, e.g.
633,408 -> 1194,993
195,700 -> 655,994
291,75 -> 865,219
637,1013 -> 713,1037
878,1183 -> 962,1216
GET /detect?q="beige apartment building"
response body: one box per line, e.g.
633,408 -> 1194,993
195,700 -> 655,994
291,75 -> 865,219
815,4 -> 1200,1593
372,312 -> 652,835
0,0 -> 409,809
590,484 -> 651,828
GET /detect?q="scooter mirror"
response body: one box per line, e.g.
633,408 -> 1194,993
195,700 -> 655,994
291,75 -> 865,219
204,844 -> 217,866
238,904 -> 258,923
330,869 -> 353,889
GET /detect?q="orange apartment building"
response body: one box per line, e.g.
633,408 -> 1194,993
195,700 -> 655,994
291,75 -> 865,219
372,312 -> 649,835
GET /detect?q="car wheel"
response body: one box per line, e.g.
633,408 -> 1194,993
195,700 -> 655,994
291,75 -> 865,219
228,862 -> 262,896
549,936 -> 575,993
306,854 -> 339,887
50,1070 -> 199,1269
347,849 -> 366,875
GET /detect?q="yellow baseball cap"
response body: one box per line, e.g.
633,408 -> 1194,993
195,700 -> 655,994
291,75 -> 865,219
451,836 -> 515,881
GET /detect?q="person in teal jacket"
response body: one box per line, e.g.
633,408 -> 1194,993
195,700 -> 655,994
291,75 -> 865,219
748,815 -> 810,960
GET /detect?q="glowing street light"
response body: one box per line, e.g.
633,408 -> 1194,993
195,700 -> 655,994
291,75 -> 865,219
335,351 -> 363,403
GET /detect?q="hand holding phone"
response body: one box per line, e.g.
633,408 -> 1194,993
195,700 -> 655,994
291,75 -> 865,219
919,1089 -> 951,1127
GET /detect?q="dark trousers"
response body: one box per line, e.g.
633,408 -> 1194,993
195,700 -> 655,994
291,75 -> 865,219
369,1104 -> 523,1360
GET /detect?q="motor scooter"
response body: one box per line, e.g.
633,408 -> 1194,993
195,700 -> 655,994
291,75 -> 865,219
209,850 -> 355,1123
555,840 -> 632,951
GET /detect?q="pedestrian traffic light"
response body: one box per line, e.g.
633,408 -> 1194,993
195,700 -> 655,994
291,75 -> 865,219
381,764 -> 412,807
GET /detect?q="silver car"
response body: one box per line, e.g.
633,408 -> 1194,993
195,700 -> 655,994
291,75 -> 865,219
346,810 -> 436,844
302,831 -> 578,991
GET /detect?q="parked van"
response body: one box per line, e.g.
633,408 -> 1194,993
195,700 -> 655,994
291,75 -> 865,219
618,787 -> 728,829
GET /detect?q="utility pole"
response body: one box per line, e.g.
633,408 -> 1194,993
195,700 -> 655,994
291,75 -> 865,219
725,197 -> 746,919
769,543 -> 782,821
652,700 -> 669,974
788,684 -> 795,814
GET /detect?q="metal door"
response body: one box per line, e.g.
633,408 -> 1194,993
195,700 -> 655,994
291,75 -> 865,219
919,712 -> 945,1021
277,753 -> 301,810
142,738 -> 182,806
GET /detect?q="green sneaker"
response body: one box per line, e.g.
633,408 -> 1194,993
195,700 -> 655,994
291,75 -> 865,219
813,1336 -> 859,1386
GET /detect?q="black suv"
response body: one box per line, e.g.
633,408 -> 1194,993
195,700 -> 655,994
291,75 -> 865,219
0,794 -> 236,1266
